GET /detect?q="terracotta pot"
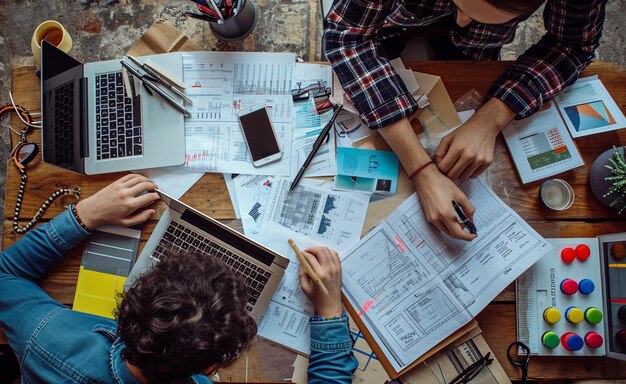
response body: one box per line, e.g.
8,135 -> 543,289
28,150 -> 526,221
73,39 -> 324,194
589,146 -> 626,211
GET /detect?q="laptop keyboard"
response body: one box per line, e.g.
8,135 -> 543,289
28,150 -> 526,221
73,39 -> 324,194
94,72 -> 143,160
152,220 -> 272,312
53,82 -> 75,167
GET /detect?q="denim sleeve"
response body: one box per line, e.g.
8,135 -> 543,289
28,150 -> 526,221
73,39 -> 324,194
0,208 -> 91,359
0,208 -> 90,282
308,317 -> 358,383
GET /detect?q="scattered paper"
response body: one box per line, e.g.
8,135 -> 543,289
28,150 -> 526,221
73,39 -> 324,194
554,76 -> 626,138
340,178 -> 551,372
334,147 -> 400,196
181,52 -> 295,175
223,173 -> 241,219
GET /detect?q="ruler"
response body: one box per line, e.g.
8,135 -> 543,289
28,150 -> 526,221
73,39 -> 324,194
516,266 -> 539,353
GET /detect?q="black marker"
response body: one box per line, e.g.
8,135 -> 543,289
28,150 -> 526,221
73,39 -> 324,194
452,200 -> 477,235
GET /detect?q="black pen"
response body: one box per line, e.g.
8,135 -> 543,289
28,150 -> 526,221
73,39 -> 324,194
452,200 -> 477,235
120,61 -> 192,118
289,105 -> 343,192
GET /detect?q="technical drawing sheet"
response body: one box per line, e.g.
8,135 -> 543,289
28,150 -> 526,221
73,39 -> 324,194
181,52 -> 295,175
340,178 -> 551,372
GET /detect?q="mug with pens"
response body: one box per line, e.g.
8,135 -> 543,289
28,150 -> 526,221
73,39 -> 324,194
186,0 -> 258,41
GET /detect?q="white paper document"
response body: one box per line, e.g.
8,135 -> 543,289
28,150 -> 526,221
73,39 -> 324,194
255,223 -> 321,354
502,103 -> 584,183
181,52 -> 296,174
340,178 -> 551,372
554,76 -> 626,138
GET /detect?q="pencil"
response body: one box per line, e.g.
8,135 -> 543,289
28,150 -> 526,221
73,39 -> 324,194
288,239 -> 330,296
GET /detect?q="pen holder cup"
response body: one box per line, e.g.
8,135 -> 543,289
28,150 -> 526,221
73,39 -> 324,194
209,0 -> 258,41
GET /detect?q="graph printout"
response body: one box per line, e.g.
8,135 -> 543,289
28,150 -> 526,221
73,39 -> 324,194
502,103 -> 584,183
340,178 -> 551,372
554,76 -> 626,138
181,52 -> 295,174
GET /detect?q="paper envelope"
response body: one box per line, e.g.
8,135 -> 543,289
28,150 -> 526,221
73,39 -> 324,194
413,71 -> 462,138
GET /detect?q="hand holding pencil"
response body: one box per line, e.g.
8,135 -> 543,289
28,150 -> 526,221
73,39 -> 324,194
290,240 -> 344,318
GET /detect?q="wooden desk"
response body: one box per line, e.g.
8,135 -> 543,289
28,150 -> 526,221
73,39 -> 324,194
3,61 -> 626,382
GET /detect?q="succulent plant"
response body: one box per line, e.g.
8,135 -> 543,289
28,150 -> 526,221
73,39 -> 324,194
603,146 -> 626,214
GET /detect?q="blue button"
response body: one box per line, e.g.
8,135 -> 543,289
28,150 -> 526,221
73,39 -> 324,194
579,279 -> 595,295
567,334 -> 584,351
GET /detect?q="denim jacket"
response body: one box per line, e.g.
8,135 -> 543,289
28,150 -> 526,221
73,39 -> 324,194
0,208 -> 357,383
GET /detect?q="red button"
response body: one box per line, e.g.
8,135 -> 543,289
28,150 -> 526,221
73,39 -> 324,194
561,247 -> 576,263
561,279 -> 579,295
576,244 -> 591,261
585,332 -> 604,349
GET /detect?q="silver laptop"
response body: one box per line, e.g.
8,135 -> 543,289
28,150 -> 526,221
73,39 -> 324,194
126,190 -> 289,322
40,41 -> 185,174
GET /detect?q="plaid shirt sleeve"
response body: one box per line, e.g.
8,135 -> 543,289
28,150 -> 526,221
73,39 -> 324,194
487,0 -> 608,119
324,0 -> 419,129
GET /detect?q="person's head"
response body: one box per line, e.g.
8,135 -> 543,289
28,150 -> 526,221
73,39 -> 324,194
452,0 -> 546,27
116,250 -> 257,384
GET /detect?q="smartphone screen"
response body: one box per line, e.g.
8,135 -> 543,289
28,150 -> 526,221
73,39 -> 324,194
239,108 -> 281,162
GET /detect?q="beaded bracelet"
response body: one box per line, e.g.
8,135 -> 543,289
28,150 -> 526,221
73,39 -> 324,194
70,204 -> 88,230
408,160 -> 434,181
311,312 -> 348,322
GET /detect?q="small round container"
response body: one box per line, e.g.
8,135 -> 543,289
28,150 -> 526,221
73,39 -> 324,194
540,179 -> 575,211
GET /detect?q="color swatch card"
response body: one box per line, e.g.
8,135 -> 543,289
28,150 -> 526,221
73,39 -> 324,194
502,103 -> 584,184
554,76 -> 626,138
334,147 -> 400,195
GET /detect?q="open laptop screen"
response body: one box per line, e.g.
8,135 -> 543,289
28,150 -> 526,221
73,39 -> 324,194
41,41 -> 82,81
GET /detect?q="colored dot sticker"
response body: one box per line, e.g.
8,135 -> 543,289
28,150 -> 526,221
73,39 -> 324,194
618,306 -> 626,323
616,330 -> 626,347
584,307 -> 603,324
576,244 -> 591,261
578,279 -> 595,295
560,279 -> 578,295
542,331 -> 560,349
566,306 -> 584,324
561,247 -> 576,263
543,307 -> 561,324
561,332 -> 584,351
585,332 -> 604,349
612,243 -> 626,260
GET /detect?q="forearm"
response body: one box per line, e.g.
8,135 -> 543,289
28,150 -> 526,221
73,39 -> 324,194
308,317 -> 358,383
473,97 -> 515,133
0,208 -> 90,282
379,117 -> 432,175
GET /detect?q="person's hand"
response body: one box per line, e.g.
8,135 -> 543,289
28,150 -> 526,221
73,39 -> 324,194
75,174 -> 160,230
413,165 -> 477,241
298,247 -> 343,318
434,98 -> 515,180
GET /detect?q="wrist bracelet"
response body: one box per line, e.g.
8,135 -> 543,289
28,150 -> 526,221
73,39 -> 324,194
408,160 -> 434,180
311,312 -> 348,322
70,204 -> 87,230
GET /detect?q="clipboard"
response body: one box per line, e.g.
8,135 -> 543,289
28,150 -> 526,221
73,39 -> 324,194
342,294 -> 479,379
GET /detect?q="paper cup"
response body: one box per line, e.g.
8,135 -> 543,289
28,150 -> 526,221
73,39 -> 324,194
31,20 -> 73,69
209,0 -> 258,41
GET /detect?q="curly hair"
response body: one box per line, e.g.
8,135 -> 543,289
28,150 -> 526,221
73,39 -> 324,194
116,250 -> 257,384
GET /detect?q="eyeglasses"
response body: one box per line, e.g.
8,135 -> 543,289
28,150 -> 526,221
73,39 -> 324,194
448,352 -> 493,384
291,81 -> 331,102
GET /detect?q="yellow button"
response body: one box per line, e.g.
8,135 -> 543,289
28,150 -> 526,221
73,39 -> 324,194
543,307 -> 561,324
566,307 -> 584,324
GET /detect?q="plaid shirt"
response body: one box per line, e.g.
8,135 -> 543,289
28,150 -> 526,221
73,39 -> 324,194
324,0 -> 608,129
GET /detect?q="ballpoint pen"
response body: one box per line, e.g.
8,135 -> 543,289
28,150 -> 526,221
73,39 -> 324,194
126,55 -> 193,105
289,105 -> 343,192
120,60 -> 192,118
452,200 -> 477,235
288,239 -> 330,296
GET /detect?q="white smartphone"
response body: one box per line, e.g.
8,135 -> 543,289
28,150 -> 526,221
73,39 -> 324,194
238,103 -> 282,167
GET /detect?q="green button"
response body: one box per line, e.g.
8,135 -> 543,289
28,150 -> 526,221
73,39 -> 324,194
542,331 -> 560,349
585,307 -> 603,325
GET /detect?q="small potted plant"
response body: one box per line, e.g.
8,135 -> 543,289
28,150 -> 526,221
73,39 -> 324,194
590,146 -> 626,214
